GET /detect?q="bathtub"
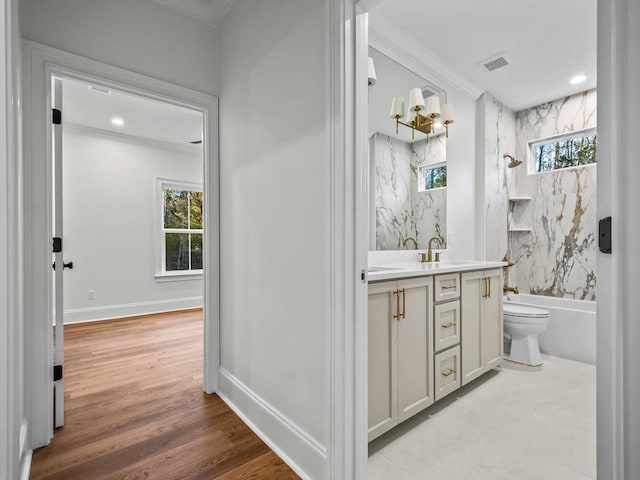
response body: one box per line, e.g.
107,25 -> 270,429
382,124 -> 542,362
504,294 -> 596,365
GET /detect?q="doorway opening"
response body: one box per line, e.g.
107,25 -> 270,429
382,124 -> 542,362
361,2 -> 597,478
50,74 -> 207,427
23,42 -> 220,451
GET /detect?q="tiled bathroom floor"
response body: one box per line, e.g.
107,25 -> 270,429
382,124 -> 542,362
368,355 -> 596,480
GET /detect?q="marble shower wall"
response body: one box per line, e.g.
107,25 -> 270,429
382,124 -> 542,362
412,136 -> 447,248
510,90 -> 597,300
373,132 -> 446,250
480,93 -> 517,263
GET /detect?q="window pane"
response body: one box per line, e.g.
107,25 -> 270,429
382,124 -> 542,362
191,233 -> 203,270
423,166 -> 447,190
164,189 -> 189,229
534,133 -> 597,172
190,191 -> 203,229
165,233 -> 190,271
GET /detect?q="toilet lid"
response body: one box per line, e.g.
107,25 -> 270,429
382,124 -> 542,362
503,303 -> 549,318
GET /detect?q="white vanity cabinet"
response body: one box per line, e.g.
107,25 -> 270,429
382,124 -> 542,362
368,262 -> 504,441
460,269 -> 504,386
368,276 -> 434,441
433,273 -> 462,400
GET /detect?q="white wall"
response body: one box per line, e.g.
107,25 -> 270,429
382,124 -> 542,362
218,1 -> 329,478
20,0 -> 218,95
444,83 -> 478,260
62,126 -> 203,323
1,0 -> 27,478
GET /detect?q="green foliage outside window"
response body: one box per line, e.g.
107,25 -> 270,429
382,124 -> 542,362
423,166 -> 447,190
163,188 -> 203,272
534,133 -> 597,172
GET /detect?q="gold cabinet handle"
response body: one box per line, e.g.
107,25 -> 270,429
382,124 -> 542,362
393,290 -> 400,319
442,368 -> 457,377
400,288 -> 406,319
441,285 -> 456,290
483,276 -> 489,298
488,276 -> 491,298
441,322 -> 457,329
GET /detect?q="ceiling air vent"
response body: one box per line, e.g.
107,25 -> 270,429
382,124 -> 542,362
482,54 -> 509,72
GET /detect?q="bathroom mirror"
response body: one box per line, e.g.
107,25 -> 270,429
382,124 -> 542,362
368,47 -> 448,251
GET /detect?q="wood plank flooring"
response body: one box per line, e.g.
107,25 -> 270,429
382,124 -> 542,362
30,310 -> 299,480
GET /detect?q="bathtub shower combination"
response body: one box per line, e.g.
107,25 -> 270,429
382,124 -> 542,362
504,294 -> 596,365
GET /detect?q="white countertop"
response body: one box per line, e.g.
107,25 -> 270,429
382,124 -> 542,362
367,260 -> 507,282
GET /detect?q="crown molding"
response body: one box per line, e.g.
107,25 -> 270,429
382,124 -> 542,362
155,0 -> 236,28
368,13 -> 483,99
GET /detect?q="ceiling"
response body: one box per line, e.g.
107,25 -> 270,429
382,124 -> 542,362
62,78 -> 203,146
154,0 -> 235,27
369,0 -> 597,111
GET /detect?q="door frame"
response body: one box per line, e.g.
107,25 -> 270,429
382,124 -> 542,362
22,40 -> 220,449
352,2 -> 626,479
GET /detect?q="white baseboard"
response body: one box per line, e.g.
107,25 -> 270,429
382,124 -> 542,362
63,297 -> 203,324
218,368 -> 326,480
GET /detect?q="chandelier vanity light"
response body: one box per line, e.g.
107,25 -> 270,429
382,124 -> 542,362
389,88 -> 455,141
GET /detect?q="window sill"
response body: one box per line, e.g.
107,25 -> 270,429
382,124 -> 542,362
155,271 -> 203,283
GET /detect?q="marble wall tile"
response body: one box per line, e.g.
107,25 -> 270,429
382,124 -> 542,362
411,136 -> 447,249
481,93 -> 517,264
509,90 -> 597,300
373,132 -> 446,250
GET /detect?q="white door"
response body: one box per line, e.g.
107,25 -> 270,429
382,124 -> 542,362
52,77 -> 65,428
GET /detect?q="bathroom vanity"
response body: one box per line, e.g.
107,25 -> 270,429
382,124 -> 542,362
367,260 -> 505,441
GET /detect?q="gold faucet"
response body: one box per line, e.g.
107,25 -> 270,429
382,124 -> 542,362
403,237 -> 418,250
504,286 -> 519,295
420,236 -> 442,263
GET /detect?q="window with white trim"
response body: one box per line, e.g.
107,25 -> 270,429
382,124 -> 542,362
418,162 -> 447,191
160,181 -> 203,274
530,128 -> 597,173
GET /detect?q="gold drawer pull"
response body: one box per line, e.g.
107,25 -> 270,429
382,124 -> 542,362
393,290 -> 400,319
441,285 -> 456,290
441,368 -> 457,377
441,322 -> 457,329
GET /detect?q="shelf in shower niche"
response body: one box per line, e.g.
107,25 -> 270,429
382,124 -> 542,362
508,227 -> 532,232
508,196 -> 532,202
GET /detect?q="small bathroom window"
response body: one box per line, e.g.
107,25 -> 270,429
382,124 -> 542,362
418,163 -> 447,191
530,128 -> 597,173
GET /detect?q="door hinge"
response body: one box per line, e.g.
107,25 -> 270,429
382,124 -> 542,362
53,237 -> 62,253
52,108 -> 62,125
53,365 -> 63,382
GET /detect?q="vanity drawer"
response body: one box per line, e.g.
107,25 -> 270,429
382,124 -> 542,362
434,300 -> 460,353
434,273 -> 460,302
434,345 -> 461,401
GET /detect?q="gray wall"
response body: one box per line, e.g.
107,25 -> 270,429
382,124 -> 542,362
218,1 -> 329,477
20,0 -> 218,95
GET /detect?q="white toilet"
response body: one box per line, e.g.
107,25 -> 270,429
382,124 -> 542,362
503,301 -> 550,366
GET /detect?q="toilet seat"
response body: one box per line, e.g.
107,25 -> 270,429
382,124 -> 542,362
503,303 -> 549,319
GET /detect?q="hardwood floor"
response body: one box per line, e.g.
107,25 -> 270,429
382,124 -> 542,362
30,310 -> 299,480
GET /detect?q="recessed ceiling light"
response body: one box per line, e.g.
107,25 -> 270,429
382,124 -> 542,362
570,74 -> 587,85
111,117 -> 125,126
